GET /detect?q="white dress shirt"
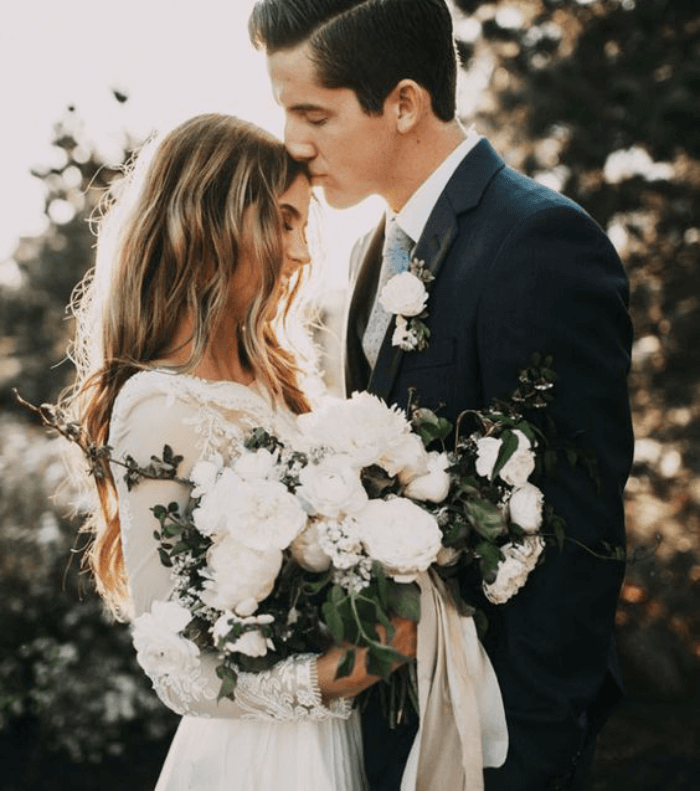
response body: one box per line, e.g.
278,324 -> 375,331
389,127 -> 481,250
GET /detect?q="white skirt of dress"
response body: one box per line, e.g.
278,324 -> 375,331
154,709 -> 367,791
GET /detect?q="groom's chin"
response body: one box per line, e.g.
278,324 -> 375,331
314,183 -> 366,211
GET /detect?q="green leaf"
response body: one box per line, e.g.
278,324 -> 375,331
386,582 -> 421,621
492,430 -> 519,480
373,562 -> 389,610
157,548 -> 172,568
216,664 -> 237,700
152,505 -> 166,520
476,541 -> 502,582
465,500 -> 507,541
322,601 -> 345,643
167,501 -> 180,513
336,649 -> 356,679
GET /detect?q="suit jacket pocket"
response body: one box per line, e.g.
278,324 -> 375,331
405,337 -> 456,370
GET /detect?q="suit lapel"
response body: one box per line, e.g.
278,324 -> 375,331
345,219 -> 385,396
369,139 -> 506,402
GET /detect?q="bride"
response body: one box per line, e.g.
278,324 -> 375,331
64,113 -> 420,790
63,113 -> 505,790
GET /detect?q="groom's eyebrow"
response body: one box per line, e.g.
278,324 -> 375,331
290,102 -> 328,115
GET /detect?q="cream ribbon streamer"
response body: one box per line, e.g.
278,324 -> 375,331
400,571 -> 509,791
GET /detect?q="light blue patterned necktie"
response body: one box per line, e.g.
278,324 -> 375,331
362,218 -> 413,368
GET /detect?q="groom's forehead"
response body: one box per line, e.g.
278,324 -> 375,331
268,47 -> 348,111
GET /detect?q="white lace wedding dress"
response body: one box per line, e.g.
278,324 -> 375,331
109,370 -> 367,791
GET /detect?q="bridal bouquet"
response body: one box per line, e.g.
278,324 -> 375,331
14,354 -> 570,720
129,355 -> 565,710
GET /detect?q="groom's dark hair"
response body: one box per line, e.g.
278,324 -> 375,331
248,0 -> 458,121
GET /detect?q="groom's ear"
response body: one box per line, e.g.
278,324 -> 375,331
388,79 -> 428,135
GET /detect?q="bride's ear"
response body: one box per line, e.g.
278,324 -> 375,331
388,79 -> 428,135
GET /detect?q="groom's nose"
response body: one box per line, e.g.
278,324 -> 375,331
284,119 -> 316,162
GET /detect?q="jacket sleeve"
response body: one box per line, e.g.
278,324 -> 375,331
475,205 -> 633,789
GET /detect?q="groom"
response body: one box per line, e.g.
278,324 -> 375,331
250,1 -> 634,788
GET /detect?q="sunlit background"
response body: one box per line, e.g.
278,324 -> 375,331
0,0 -> 382,287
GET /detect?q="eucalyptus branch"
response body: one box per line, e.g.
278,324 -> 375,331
13,388 -> 189,489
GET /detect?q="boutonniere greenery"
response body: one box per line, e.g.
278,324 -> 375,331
378,258 -> 435,353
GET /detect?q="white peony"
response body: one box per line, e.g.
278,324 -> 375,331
132,601 -> 200,680
385,432 -> 429,480
475,431 -> 536,488
290,521 -> 332,572
195,471 -> 307,551
191,468 -> 243,538
508,483 -> 544,533
200,537 -> 282,614
483,536 -> 545,604
190,454 -> 224,498
499,430 -> 536,487
404,451 -> 452,503
297,454 -> 368,517
355,498 -> 442,582
233,448 -> 278,481
379,271 -> 428,317
297,391 -> 413,471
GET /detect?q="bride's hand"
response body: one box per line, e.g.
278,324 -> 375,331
316,615 -> 417,703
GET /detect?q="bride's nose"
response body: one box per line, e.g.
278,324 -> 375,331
285,232 -> 311,270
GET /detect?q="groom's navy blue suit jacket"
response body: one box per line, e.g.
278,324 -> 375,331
345,139 -> 633,791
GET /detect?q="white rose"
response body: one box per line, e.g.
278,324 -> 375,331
499,430 -> 536,487
290,521 -> 332,572
233,448 -> 278,481
404,451 -> 451,503
132,601 -> 200,680
355,498 -> 442,582
297,391 -> 412,469
483,536 -> 545,604
297,454 -> 368,517
200,537 -> 282,613
508,483 -> 544,533
475,437 -> 502,480
379,271 -> 428,317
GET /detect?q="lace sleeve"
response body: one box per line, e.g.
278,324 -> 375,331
109,372 -> 351,722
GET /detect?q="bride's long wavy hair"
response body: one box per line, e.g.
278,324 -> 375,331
63,113 -> 314,618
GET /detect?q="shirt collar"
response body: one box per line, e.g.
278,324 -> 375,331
389,127 -> 481,249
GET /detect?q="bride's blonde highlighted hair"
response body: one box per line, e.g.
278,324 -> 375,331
64,113 -> 313,617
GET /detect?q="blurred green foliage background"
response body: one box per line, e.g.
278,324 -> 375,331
1,1 -> 698,788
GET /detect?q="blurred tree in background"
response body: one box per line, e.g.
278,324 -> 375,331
1,1 -> 698,788
0,104 -> 178,790
451,0 -> 700,785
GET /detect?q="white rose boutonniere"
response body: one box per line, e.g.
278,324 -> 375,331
379,258 -> 434,353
